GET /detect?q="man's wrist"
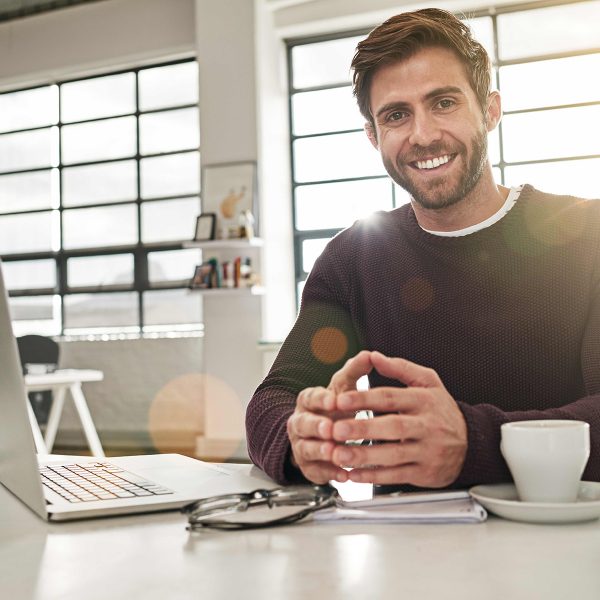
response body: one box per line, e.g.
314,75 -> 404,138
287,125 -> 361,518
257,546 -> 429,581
284,447 -> 309,484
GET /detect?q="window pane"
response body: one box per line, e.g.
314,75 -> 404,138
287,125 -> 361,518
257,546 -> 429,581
0,86 -> 58,133
67,254 -> 134,288
393,183 -> 412,206
148,249 -> 202,284
505,158 -> 600,200
295,179 -> 393,230
62,204 -> 137,249
2,259 -> 56,291
292,86 -> 362,136
0,169 -> 56,213
302,238 -> 329,274
294,131 -> 385,183
498,1 -> 600,60
0,128 -> 56,173
292,36 -> 363,89
502,105 -> 600,163
500,54 -> 600,112
139,62 -> 199,111
488,128 -> 501,166
9,295 -> 61,336
0,211 -> 55,254
61,116 -> 136,164
61,73 -> 136,122
143,289 -> 202,326
139,107 -> 200,155
464,16 -> 495,62
62,160 -> 137,206
140,151 -> 200,199
63,292 -> 139,330
141,197 -> 200,243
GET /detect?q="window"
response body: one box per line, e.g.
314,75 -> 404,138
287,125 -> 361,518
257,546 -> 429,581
0,59 -> 202,335
288,0 -> 600,297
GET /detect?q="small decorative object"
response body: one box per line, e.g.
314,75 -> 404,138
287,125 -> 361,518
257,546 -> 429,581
238,209 -> 255,239
194,213 -> 216,241
201,161 -> 258,239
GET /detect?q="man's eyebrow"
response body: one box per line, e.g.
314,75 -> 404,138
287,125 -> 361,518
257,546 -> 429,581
424,86 -> 464,101
374,86 -> 465,119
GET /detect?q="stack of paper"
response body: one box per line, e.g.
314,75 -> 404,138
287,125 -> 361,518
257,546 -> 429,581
314,490 -> 487,524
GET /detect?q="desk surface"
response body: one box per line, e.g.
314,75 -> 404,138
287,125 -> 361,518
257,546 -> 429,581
2,462 -> 600,600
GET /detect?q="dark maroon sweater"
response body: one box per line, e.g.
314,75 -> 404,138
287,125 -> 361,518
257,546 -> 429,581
246,185 -> 600,486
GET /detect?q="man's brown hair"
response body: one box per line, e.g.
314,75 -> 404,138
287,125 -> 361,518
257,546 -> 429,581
352,8 -> 492,127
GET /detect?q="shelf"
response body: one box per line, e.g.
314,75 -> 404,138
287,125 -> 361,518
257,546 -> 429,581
183,238 -> 263,250
188,285 -> 265,296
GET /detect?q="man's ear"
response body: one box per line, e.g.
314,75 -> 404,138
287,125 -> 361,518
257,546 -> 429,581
485,91 -> 502,132
365,122 -> 379,149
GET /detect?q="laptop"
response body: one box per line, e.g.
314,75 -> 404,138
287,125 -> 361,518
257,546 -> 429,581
0,260 -> 273,522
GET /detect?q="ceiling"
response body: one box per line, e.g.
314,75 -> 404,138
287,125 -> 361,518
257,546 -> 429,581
0,0 -> 106,23
0,0 -> 323,24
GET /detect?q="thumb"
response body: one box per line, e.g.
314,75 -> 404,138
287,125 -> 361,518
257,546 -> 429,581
329,350 -> 373,393
370,351 -> 440,388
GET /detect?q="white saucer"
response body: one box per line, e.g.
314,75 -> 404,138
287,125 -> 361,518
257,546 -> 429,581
469,482 -> 600,524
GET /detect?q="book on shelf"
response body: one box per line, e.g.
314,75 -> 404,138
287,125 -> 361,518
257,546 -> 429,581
189,256 -> 258,290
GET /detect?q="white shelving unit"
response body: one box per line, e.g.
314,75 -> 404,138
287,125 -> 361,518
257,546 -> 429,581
183,238 -> 265,460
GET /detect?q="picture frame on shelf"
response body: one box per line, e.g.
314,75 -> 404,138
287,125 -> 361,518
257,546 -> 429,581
201,161 -> 258,240
189,262 -> 214,289
194,213 -> 216,241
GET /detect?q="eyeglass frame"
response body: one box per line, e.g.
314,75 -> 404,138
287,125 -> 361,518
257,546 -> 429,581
182,484 -> 340,530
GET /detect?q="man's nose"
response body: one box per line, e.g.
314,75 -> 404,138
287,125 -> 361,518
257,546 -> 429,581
408,111 -> 442,147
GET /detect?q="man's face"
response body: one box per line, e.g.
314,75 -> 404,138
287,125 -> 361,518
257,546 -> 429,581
366,46 -> 498,210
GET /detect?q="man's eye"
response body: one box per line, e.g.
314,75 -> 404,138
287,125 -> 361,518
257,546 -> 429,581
387,111 -> 407,122
437,98 -> 455,109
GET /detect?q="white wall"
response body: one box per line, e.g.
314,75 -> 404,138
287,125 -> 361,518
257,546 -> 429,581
255,1 -> 297,342
0,0 -> 196,90
57,336 -> 204,453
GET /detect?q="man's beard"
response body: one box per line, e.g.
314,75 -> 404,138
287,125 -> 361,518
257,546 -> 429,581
383,127 -> 488,210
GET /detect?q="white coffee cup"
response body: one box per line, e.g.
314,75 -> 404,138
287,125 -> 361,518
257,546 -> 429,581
500,420 -> 590,503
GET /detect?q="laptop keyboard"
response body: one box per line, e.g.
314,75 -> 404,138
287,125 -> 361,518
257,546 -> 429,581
40,462 -> 174,503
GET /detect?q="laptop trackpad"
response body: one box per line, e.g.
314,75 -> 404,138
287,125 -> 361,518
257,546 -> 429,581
109,454 -> 262,497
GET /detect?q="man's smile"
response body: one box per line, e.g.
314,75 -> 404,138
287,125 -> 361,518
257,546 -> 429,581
402,153 -> 459,178
413,154 -> 454,170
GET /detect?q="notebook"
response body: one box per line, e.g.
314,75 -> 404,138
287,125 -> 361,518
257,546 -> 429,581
0,260 -> 272,522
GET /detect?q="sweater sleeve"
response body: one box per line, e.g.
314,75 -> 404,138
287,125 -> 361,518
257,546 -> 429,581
456,237 -> 600,487
245,242 -> 363,484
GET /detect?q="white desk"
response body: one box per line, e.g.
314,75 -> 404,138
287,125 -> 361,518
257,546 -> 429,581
24,369 -> 105,457
1,462 -> 600,600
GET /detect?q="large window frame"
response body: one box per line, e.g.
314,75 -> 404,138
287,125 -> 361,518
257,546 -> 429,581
287,0 -> 600,300
0,58 -> 202,336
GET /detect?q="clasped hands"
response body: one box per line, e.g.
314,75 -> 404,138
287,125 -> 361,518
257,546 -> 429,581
286,350 -> 468,487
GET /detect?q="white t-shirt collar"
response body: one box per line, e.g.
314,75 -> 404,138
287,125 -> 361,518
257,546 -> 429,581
422,186 -> 524,237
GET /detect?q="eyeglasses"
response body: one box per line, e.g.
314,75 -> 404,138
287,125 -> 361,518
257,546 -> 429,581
182,484 -> 339,530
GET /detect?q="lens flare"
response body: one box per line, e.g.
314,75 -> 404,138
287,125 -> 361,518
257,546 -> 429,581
310,326 -> 348,365
148,373 -> 243,460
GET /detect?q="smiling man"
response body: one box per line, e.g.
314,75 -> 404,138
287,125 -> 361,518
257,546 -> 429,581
246,9 -> 600,489
365,46 -> 500,221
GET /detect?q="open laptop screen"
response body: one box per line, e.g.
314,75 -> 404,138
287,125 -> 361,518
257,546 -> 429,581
0,260 -> 48,519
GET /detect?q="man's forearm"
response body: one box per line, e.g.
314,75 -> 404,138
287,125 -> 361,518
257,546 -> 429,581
456,394 -> 600,486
